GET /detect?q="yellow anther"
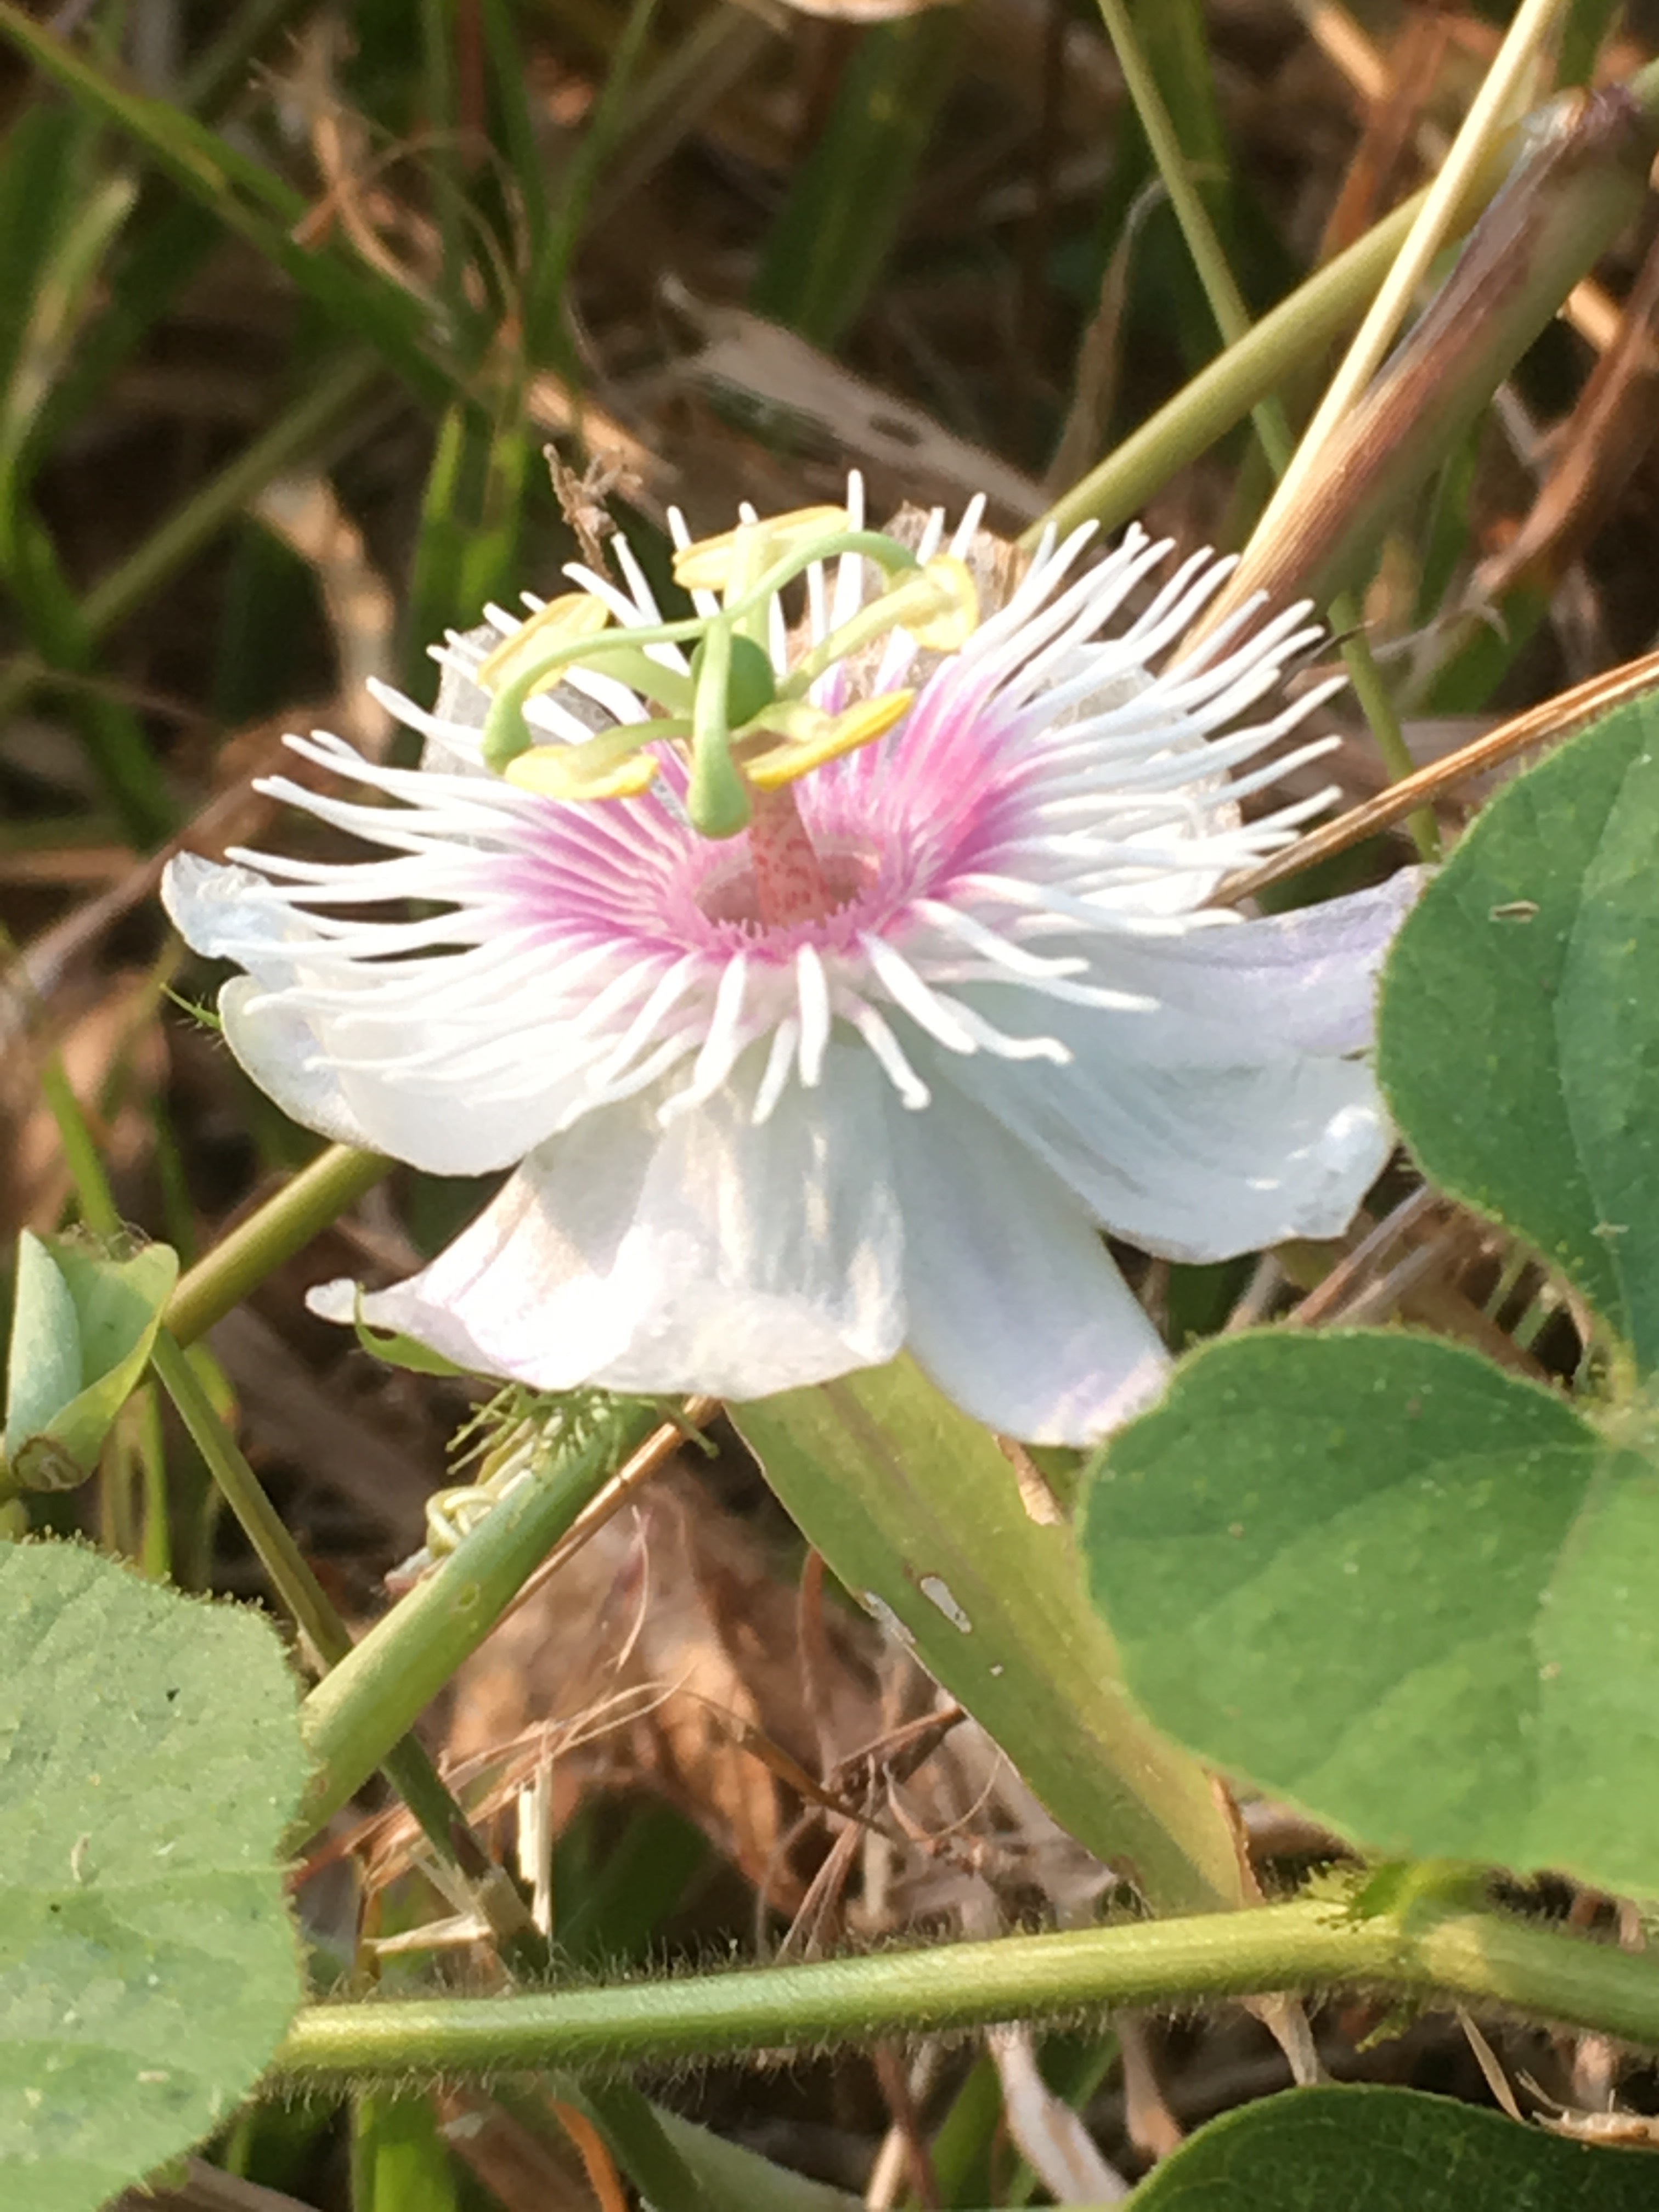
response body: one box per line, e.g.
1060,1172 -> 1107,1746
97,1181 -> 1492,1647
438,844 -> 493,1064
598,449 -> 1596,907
504,743 -> 660,801
897,556 -> 979,650
673,507 -> 849,594
477,592 -> 612,694
746,689 -> 915,789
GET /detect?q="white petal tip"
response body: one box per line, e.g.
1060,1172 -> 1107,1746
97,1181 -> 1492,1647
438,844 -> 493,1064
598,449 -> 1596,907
306,1277 -> 357,1323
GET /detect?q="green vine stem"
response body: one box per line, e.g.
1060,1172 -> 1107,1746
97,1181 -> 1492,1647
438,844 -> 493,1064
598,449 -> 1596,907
1029,55 -> 1659,552
294,1398 -> 662,1841
1029,182 -> 1465,551
163,1142 -> 393,1347
273,1895 -> 1659,2081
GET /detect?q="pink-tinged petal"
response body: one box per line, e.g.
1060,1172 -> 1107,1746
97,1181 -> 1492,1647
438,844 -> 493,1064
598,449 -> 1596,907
885,1084 -> 1169,1444
310,1044 -> 907,1397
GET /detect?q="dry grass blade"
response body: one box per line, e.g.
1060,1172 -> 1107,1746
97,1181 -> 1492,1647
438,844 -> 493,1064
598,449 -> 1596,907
1217,642 -> 1659,906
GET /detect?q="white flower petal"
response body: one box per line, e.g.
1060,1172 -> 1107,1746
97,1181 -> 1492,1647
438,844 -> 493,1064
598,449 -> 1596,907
933,1008 -> 1393,1263
1064,871 -> 1421,1066
886,1082 -> 1169,1444
171,492 -> 1418,1440
216,978 -> 380,1152
163,853 -> 596,1176
312,1043 -> 907,1398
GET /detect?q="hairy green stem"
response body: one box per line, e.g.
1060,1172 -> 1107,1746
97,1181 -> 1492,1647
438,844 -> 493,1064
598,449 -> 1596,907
295,1400 -> 661,1839
163,1143 -> 393,1347
272,1897 -> 1659,2080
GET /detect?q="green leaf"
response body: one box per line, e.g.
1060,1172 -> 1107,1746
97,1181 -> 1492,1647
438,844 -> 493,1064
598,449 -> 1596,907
3,1233 -> 178,1493
648,2101 -> 863,2211
0,1540 -> 307,2210
732,1356 -> 1245,1916
1081,1330 -> 1659,1893
1378,698 -> 1659,1364
1127,2084 -> 1659,2210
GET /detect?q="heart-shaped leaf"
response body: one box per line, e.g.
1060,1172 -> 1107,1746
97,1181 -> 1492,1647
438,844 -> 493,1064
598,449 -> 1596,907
1128,2084 -> 1659,2210
1378,698 -> 1659,1364
0,1541 -> 307,2210
1081,1330 -> 1659,1893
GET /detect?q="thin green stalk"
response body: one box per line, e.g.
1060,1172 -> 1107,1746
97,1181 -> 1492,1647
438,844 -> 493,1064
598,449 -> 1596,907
1331,588 -> 1438,859
134,1378 -> 171,1581
163,1143 -> 394,1348
38,1054 -> 121,1233
1091,0 -> 1293,473
150,1327 -> 541,1954
295,1399 -> 661,1838
149,1329 -> 359,1669
272,1895 -> 1659,2079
